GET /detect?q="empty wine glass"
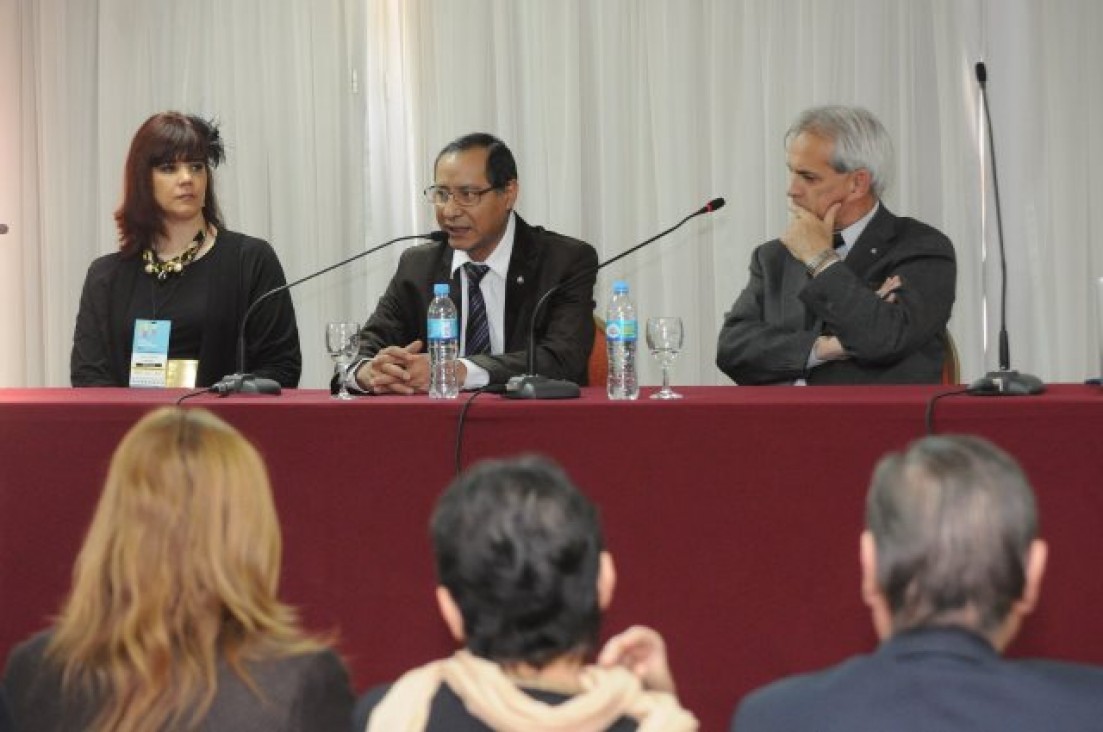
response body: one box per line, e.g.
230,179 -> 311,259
326,322 -> 361,400
646,316 -> 684,400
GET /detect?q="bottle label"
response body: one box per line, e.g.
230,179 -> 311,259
606,319 -> 637,342
428,317 -> 457,340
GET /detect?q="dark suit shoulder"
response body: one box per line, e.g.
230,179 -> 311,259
749,238 -> 790,262
872,208 -> 955,258
524,224 -> 593,250
1010,657 -> 1103,698
887,212 -> 950,238
733,639 -> 1103,732
514,214 -> 596,256
731,654 -> 871,731
398,239 -> 449,259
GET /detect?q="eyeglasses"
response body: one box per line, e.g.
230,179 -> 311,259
423,185 -> 502,207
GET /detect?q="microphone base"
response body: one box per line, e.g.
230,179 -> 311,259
502,374 -> 581,400
967,370 -> 1045,396
211,373 -> 282,396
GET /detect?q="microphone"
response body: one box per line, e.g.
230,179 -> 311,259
211,231 -> 447,396
503,197 -> 725,399
967,61 -> 1044,396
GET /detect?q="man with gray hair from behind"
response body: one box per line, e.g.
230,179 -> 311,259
732,435 -> 1103,732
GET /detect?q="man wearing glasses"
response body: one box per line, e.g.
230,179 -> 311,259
344,133 -> 597,394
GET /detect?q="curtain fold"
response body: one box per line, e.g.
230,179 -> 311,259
5,0 -> 364,388
372,0 -> 991,385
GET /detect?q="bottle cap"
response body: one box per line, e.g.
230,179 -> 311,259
433,283 -> 450,296
613,280 -> 629,294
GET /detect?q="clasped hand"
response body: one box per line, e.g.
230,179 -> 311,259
355,340 -> 468,394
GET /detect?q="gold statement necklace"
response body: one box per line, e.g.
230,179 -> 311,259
143,229 -> 206,281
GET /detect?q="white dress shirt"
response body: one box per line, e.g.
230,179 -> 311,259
450,212 -> 517,388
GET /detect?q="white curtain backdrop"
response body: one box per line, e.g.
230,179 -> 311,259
2,0 -> 366,388
3,0 -> 1101,388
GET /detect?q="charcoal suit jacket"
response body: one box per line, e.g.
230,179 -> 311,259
717,205 -> 956,385
353,213 -> 597,387
732,627 -> 1103,732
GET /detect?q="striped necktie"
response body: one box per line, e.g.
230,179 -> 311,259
464,263 -> 491,356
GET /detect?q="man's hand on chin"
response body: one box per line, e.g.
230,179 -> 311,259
782,201 -> 841,263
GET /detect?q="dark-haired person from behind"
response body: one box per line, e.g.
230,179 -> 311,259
731,435 -> 1103,732
71,111 -> 300,388
353,455 -> 697,731
2,407 -> 352,731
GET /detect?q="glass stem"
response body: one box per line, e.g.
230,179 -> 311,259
661,365 -> 671,393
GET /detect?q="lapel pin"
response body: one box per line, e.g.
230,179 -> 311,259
516,275 -> 524,285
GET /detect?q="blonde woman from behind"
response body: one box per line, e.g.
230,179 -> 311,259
2,407 -> 353,731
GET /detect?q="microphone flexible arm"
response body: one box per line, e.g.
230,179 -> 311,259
216,230 -> 446,395
968,62 -> 1043,396
977,63 -> 1011,371
504,198 -> 725,399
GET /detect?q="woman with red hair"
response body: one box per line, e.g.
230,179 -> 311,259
71,112 -> 300,389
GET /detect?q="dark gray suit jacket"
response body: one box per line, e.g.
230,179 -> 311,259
717,205 -> 956,384
3,631 -> 353,732
731,627 -> 1103,732
354,213 -> 597,386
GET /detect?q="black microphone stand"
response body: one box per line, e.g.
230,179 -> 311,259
211,231 -> 446,396
503,198 -> 725,399
968,62 -> 1043,396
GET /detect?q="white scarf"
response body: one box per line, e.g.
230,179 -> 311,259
365,650 -> 698,732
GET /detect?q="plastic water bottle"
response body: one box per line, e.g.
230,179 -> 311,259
428,283 -> 459,399
606,280 -> 639,400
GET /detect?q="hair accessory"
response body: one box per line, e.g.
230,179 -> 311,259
144,229 -> 205,280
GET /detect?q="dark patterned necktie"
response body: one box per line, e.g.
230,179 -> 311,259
821,235 -> 846,337
464,263 -> 491,356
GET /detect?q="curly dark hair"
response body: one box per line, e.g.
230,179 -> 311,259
431,455 -> 605,668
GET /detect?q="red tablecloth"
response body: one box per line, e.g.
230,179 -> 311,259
2,385 -> 1101,729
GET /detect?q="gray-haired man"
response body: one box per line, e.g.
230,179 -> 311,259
732,435 -> 1103,731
